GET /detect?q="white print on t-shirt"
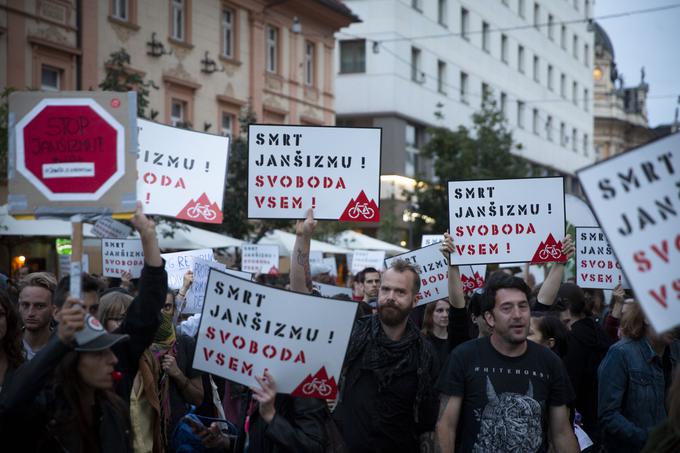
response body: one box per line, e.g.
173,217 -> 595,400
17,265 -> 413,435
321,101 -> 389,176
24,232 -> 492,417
473,366 -> 551,381
472,377 -> 543,453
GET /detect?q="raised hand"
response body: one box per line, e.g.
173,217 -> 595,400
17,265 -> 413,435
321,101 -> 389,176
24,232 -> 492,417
57,297 -> 86,345
295,208 -> 317,237
252,370 -> 277,423
561,234 -> 575,260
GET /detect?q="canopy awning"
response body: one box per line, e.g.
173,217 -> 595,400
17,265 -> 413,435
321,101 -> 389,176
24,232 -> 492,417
256,229 -> 350,256
330,230 -> 408,256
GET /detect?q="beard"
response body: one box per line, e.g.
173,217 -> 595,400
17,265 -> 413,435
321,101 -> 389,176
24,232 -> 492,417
378,302 -> 412,327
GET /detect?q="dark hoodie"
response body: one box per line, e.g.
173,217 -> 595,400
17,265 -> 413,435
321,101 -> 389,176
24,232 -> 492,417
564,316 -> 612,440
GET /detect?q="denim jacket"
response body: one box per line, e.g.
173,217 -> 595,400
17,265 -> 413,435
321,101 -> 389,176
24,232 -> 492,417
597,337 -> 680,453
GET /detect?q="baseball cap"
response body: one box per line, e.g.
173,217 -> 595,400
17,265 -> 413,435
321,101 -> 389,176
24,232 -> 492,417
74,314 -> 129,352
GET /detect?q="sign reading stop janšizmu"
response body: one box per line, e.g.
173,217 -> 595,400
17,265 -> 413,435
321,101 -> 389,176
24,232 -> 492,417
8,91 -> 138,216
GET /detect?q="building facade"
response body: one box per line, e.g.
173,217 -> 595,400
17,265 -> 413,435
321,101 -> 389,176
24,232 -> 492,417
335,0 -> 596,240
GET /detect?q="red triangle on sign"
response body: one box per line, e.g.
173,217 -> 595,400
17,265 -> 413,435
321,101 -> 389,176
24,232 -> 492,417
530,233 -> 567,264
291,366 -> 338,399
339,190 -> 380,222
176,193 -> 223,223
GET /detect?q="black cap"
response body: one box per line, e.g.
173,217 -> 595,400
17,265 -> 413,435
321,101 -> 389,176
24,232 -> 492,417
74,314 -> 129,352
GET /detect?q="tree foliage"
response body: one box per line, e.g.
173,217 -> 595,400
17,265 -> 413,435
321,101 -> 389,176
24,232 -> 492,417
411,99 -> 530,231
99,48 -> 158,120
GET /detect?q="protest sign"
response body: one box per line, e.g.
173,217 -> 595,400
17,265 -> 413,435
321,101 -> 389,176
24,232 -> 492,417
448,177 -> 566,265
137,119 -> 229,223
322,257 -> 338,276
421,234 -> 443,247
241,244 -> 279,274
575,227 -> 628,290
102,239 -> 144,278
247,124 -> 381,221
162,248 -> 215,290
577,134 -> 679,331
312,282 -> 353,298
460,265 -> 487,293
184,258 -> 227,314
8,91 -> 137,217
92,217 -> 132,239
193,269 -> 356,398
350,250 -> 386,274
385,244 -> 449,305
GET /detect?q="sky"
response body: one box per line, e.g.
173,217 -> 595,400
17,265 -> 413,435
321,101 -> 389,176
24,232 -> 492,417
594,0 -> 680,127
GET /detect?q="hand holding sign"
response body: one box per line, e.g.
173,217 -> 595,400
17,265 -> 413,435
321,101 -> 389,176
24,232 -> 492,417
252,370 -> 277,423
562,234 -> 575,260
440,231 -> 454,257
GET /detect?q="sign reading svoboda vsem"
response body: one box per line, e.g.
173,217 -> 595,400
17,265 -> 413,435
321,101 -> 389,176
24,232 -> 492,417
248,125 -> 381,221
575,227 -> 628,290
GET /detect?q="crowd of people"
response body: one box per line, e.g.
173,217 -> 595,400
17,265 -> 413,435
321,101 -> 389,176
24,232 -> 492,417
0,206 -> 678,453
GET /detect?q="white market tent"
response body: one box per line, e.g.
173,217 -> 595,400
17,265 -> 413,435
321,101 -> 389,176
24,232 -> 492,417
154,222 -> 243,250
256,229 -> 350,257
330,230 -> 408,256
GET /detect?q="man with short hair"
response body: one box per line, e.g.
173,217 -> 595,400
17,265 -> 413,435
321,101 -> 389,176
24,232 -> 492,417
436,272 -> 578,453
53,272 -> 104,318
361,267 -> 381,305
18,272 -> 57,360
334,260 -> 439,452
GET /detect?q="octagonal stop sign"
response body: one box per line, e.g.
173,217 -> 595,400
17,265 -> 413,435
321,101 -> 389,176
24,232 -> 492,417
15,98 -> 125,201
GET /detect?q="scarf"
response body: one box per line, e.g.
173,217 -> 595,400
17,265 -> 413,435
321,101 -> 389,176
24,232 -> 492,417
150,311 -> 177,447
341,314 -> 434,422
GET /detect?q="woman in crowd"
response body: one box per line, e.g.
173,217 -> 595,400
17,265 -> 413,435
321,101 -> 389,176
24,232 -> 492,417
528,312 -> 569,358
98,290 -> 133,333
598,301 -> 680,453
421,299 -> 451,367
0,288 -> 24,393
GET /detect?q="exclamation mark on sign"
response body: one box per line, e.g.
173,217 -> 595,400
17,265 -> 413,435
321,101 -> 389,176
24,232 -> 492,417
547,203 -> 552,214
205,161 -> 210,172
361,157 -> 365,169
145,193 -> 151,204
435,287 -> 440,294
327,330 -> 334,344
506,242 -> 511,253
312,196 -> 316,209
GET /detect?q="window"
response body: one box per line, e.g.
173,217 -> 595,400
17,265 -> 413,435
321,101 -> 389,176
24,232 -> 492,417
517,101 -> 525,128
460,71 -> 469,104
171,99 -> 186,127
583,133 -> 589,155
481,82 -> 491,105
412,0 -> 422,11
221,7 -> 234,58
533,2 -> 540,29
171,0 -> 184,41
533,55 -> 539,82
572,128 -> 578,151
438,0 -> 448,26
112,0 -> 128,20
548,14 -> 554,40
411,47 -> 422,82
532,108 -> 539,134
437,60 -> 447,94
405,124 -> 418,177
572,81 -> 578,105
221,112 -> 234,137
339,40 -> 365,73
304,41 -> 315,86
266,26 -> 278,73
560,122 -> 566,146
573,0 -> 579,11
518,0 -> 525,18
546,115 -> 553,141
500,92 -> 507,116
573,34 -> 579,59
461,8 -> 469,40
482,22 -> 490,52
547,64 -> 554,91
41,66 -> 61,91
560,73 -> 566,98
518,45 -> 525,73
501,34 -> 508,63
560,25 -> 566,49
584,43 -> 589,67
584,88 -> 589,111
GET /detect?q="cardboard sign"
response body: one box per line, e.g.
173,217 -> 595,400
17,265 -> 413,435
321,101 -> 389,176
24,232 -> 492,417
8,91 -> 137,216
137,120 -> 229,223
193,269 -> 356,398
385,244 -> 449,305
421,234 -> 443,247
162,248 -> 215,290
448,177 -> 566,265
241,244 -> 279,274
312,282 -> 353,298
577,134 -> 680,331
102,239 -> 144,278
92,217 -> 132,239
575,227 -> 628,290
460,265 -> 487,293
350,250 -> 386,274
247,125 -> 382,221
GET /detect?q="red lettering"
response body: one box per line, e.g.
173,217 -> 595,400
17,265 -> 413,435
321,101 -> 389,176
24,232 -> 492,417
216,352 -> 225,366
143,172 -> 156,184
294,350 -> 306,363
633,251 -> 652,272
649,285 -> 668,309
281,175 -> 292,187
651,240 -> 670,263
202,347 -> 214,361
220,330 -> 231,344
242,362 -> 253,376
249,340 -> 258,354
280,348 -> 292,361
233,336 -> 245,349
255,175 -> 263,187
228,356 -> 238,371
263,345 -> 276,359
206,326 -> 215,340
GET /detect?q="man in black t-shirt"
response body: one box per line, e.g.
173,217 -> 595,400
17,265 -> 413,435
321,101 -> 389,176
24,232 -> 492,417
435,272 -> 578,453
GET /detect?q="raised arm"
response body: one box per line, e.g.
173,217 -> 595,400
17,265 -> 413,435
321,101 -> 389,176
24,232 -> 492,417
536,234 -> 574,308
290,209 -> 316,294
441,231 -> 466,310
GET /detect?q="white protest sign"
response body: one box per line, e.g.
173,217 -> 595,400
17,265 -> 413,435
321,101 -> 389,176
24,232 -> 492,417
247,124 -> 381,221
350,250 -> 386,274
162,248 -> 215,290
193,269 -> 356,398
577,134 -> 680,332
241,244 -> 280,274
421,234 -> 443,247
101,239 -> 144,278
448,177 -> 566,265
322,257 -> 338,276
184,258 -> 228,314
312,282 -> 353,298
91,217 -> 132,239
137,119 -> 229,223
385,244 -> 449,305
460,265 -> 487,293
575,227 -> 629,290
